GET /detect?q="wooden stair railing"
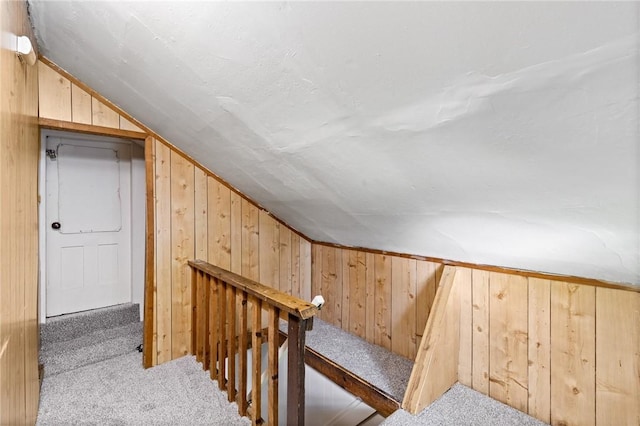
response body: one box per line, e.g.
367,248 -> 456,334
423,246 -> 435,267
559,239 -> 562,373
188,260 -> 318,426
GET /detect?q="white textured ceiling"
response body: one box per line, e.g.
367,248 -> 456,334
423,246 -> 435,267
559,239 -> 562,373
29,1 -> 639,284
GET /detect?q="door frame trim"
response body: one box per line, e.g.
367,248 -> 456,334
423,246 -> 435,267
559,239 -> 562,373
38,129 -> 142,323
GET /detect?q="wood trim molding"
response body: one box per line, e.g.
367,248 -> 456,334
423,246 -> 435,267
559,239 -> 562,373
142,136 -> 156,368
312,241 -> 639,293
39,117 -> 147,140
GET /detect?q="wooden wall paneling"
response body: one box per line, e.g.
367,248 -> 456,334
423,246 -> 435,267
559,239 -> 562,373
373,254 -> 392,350
488,272 -> 528,412
194,168 -> 208,262
348,250 -> 367,338
23,23 -> 39,423
457,267 -> 473,387
550,282 -> 595,426
341,249 -> 351,331
259,211 -> 279,289
170,152 -> 195,359
311,245 -> 321,319
208,178 -> 231,269
279,225 -> 292,295
290,233 -> 301,298
391,257 -> 417,359
23,52 -> 40,422
154,140 -> 172,363
300,238 -> 312,302
241,199 -> 260,281
402,266 -> 459,413
321,246 -> 342,328
415,260 -> 438,348
1,11 -> 40,421
70,83 -> 92,124
527,278 -> 551,423
595,288 -> 639,425
471,269 -> 490,395
365,252 -> 375,343
119,116 -> 143,132
229,192 -> 243,275
143,137 -> 157,368
38,60 -> 71,121
90,97 -> 119,128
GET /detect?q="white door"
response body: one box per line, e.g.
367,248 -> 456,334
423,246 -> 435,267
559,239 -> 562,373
46,136 -> 132,316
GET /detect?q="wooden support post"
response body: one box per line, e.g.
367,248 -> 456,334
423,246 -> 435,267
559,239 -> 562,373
287,314 -> 307,426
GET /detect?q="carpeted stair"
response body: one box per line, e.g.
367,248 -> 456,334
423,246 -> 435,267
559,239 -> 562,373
39,303 -> 143,378
37,303 -> 248,425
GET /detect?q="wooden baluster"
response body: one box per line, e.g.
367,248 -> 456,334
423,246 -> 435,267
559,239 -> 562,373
268,306 -> 280,426
252,297 -> 263,425
203,273 -> 211,369
217,279 -> 227,390
196,271 -> 205,364
288,315 -> 307,426
209,276 -> 219,380
190,267 -> 198,356
227,285 -> 237,402
238,291 -> 249,416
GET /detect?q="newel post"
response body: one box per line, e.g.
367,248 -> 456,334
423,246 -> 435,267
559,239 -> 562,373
287,314 -> 308,425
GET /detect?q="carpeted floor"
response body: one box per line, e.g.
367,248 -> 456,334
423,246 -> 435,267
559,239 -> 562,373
37,353 -> 249,426
38,305 -> 548,425
290,318 -> 414,402
382,383 -> 548,425
37,304 -> 248,426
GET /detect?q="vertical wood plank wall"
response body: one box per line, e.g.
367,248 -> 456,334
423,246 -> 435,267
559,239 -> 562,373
455,269 -> 640,426
311,245 -> 442,360
38,61 -> 144,133
0,1 -> 40,424
313,247 -> 639,425
151,139 -> 312,364
37,59 -> 313,367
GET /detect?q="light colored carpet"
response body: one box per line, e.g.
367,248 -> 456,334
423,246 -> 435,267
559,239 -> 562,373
38,304 -> 248,425
37,353 -> 250,426
41,303 -> 140,345
382,383 -> 548,425
40,322 -> 143,377
300,319 -> 414,402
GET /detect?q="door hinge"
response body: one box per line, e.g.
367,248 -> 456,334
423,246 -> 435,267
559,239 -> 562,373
46,149 -> 57,160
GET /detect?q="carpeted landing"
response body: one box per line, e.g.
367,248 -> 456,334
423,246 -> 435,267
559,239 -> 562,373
381,383 -> 548,426
37,304 -> 248,426
301,318 -> 414,402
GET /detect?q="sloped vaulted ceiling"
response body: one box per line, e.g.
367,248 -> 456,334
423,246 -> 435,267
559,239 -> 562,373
28,1 -> 639,284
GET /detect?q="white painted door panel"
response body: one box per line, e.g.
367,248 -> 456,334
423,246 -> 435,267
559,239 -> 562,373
46,136 -> 132,316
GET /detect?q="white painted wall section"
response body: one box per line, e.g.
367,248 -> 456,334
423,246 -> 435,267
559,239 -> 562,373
29,2 -> 640,284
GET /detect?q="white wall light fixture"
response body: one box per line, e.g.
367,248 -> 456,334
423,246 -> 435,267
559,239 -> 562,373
16,35 -> 36,66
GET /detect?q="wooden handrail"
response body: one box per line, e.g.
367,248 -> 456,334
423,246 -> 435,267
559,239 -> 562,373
189,259 -> 318,425
188,260 -> 318,320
